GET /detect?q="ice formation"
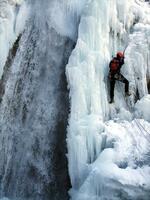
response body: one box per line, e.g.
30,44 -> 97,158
135,94 -> 150,121
0,0 -> 80,199
0,0 -> 29,78
0,0 -> 149,199
66,0 -> 150,199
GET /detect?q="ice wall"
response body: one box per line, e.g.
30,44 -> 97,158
0,0 -> 149,199
0,0 -> 84,199
67,0 -> 150,199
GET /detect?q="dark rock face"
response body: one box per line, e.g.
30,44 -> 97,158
0,1 -> 75,199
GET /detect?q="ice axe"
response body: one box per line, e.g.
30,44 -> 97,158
123,45 -> 128,57
112,45 -> 128,58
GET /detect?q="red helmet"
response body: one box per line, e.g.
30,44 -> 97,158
116,51 -> 124,58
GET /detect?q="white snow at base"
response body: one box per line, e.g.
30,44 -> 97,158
66,0 -> 150,199
69,119 -> 150,200
0,0 -> 29,78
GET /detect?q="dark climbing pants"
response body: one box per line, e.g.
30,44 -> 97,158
110,73 -> 129,101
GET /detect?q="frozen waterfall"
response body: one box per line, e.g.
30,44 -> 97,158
0,0 -> 80,199
66,0 -> 150,199
0,0 -> 150,200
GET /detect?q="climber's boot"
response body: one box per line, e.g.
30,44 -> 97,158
109,98 -> 114,104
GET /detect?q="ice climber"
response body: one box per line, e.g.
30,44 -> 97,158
108,51 -> 130,104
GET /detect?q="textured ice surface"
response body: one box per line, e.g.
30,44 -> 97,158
0,0 -> 29,78
0,0 -> 150,199
0,0 -> 87,78
67,0 -> 150,199
49,0 -> 87,40
0,1 -> 16,76
0,0 -> 77,200
135,95 -> 150,121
